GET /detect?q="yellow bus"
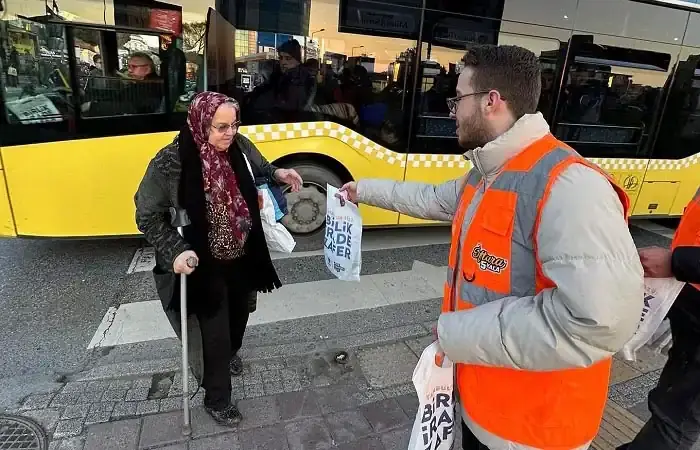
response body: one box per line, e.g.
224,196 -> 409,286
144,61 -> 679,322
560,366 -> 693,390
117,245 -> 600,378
0,0 -> 699,240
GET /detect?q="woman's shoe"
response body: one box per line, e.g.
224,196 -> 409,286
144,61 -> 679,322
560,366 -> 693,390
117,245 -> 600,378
230,354 -> 244,376
204,404 -> 243,427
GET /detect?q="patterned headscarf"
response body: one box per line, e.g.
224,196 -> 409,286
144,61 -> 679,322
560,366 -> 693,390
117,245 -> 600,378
187,91 -> 252,260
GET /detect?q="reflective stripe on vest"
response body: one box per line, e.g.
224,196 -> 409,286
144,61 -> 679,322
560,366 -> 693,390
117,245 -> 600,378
672,186 -> 700,291
442,133 -> 630,449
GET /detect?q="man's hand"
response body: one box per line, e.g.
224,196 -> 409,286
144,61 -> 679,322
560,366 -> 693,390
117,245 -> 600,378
338,182 -> 358,205
274,168 -> 303,192
639,246 -> 673,278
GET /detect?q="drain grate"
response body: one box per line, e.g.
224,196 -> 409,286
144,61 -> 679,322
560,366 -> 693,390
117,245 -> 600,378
0,414 -> 48,450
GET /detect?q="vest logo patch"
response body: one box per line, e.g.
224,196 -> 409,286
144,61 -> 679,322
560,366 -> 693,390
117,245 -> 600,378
471,243 -> 508,273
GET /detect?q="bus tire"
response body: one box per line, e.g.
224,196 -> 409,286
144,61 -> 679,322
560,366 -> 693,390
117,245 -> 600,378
279,162 -> 344,243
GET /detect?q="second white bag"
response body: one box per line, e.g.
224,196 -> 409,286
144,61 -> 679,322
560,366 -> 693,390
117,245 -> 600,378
621,277 -> 686,361
408,341 -> 456,450
260,188 -> 296,253
324,184 -> 362,281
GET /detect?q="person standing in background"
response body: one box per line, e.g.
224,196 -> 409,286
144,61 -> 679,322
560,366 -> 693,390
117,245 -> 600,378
618,188 -> 700,449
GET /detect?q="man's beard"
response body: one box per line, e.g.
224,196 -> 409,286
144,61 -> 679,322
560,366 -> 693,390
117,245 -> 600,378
457,112 -> 491,151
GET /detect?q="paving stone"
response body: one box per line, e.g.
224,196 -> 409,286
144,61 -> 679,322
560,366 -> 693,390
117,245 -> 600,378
77,390 -> 105,404
125,387 -> 150,402
50,393 -> 82,408
22,408 -> 61,432
357,343 -> 418,389
278,391 -> 321,421
622,346 -> 668,373
263,381 -> 285,396
262,370 -> 281,384
284,417 -> 333,450
139,411 -> 189,449
405,334 -> 436,357
21,393 -> 55,410
628,401 -> 652,423
189,433 -> 240,450
240,341 -> 326,360
84,418 -> 141,450
380,425 -> 412,450
53,419 -> 84,439
112,401 -> 138,419
61,382 -> 87,394
395,394 -> 418,420
313,385 -> 386,415
382,383 -> 414,399
84,409 -> 113,426
53,437 -> 85,450
102,389 -> 127,402
86,381 -> 111,391
237,395 -> 281,430
239,425 -> 290,450
136,399 -> 160,415
266,359 -> 286,371
243,372 -> 263,386
108,380 -> 134,390
325,410 -> 373,444
133,378 -> 153,390
334,436 -> 384,450
360,398 -> 410,433
611,359 -> 644,386
325,324 -> 428,349
89,402 -> 115,413
282,378 -> 303,393
190,407 -> 235,439
61,404 -> 90,420
169,373 -> 198,397
244,383 -> 265,398
159,397 -> 182,413
609,370 -> 662,408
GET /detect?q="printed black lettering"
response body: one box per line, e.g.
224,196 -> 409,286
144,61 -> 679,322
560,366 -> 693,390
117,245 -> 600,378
430,416 -> 438,437
343,246 -> 351,259
336,246 -> 346,257
336,233 -> 347,246
334,221 -> 344,232
442,422 -> 454,440
437,409 -> 452,426
421,404 -> 432,423
436,393 -> 450,409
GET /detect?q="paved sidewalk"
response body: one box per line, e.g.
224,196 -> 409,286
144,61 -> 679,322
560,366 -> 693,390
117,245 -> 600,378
6,298 -> 668,450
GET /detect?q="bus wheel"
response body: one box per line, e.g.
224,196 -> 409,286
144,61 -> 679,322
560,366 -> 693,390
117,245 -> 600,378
280,163 -> 343,236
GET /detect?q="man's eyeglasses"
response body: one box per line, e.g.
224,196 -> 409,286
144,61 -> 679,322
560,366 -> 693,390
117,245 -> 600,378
446,91 -> 506,114
211,121 -> 241,133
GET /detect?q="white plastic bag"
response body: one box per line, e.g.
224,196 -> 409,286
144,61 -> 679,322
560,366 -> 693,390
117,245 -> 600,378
260,188 -> 296,253
324,184 -> 362,281
408,341 -> 456,450
621,277 -> 686,361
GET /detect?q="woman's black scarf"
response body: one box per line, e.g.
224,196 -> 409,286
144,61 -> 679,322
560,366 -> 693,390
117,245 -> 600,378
178,125 -> 281,314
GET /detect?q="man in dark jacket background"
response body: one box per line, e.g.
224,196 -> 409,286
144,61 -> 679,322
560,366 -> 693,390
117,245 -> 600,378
620,188 -> 700,449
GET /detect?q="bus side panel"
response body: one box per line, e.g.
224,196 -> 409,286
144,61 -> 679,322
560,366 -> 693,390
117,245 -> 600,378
0,163 -> 18,237
591,159 -> 649,215
638,153 -> 700,216
1,132 -> 179,237
400,156 -> 470,226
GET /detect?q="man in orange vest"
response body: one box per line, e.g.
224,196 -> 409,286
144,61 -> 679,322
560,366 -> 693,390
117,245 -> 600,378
618,188 -> 700,449
340,44 -> 644,449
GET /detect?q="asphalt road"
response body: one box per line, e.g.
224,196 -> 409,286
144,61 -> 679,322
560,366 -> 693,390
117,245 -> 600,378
0,224 -> 672,388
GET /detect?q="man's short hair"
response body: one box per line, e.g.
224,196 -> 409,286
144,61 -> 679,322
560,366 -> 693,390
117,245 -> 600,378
461,45 -> 541,119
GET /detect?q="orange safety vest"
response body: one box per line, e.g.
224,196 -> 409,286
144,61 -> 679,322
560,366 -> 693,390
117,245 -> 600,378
671,186 -> 700,291
442,133 -> 630,449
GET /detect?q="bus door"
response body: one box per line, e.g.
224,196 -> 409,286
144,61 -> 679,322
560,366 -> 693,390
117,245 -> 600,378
551,34 -> 675,216
647,49 -> 700,216
401,9 -> 568,225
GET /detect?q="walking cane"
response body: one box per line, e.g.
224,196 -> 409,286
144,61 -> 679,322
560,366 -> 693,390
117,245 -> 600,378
170,207 -> 196,436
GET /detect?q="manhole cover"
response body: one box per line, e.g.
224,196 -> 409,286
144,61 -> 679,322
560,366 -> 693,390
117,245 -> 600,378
0,414 -> 48,450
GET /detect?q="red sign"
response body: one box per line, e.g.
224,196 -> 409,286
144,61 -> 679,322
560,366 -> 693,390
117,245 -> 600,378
149,8 -> 182,36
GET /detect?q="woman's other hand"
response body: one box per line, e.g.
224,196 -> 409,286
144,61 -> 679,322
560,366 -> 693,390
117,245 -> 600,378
174,250 -> 199,275
274,168 -> 303,192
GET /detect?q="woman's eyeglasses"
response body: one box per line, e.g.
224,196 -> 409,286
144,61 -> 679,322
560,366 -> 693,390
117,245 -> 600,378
211,121 -> 241,133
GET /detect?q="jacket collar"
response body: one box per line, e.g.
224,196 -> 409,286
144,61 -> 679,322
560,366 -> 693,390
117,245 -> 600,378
464,112 -> 551,184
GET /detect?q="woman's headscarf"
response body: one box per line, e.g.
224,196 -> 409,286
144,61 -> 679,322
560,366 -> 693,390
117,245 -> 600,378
187,91 -> 252,260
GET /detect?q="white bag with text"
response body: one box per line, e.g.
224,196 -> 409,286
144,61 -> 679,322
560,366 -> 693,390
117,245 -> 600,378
324,184 -> 362,281
408,341 -> 456,450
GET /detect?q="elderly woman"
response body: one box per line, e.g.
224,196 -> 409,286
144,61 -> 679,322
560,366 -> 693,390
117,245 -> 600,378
135,91 -> 302,426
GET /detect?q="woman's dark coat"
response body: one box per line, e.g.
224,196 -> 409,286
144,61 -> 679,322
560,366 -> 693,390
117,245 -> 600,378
134,133 -> 280,314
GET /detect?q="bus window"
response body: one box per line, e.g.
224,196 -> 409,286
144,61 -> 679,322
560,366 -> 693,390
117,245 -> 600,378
79,31 -> 166,118
651,47 -> 700,160
0,18 -> 73,126
685,12 -> 700,47
553,35 -> 676,158
411,11 -> 562,156
575,0 -> 688,45
232,0 -> 419,152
